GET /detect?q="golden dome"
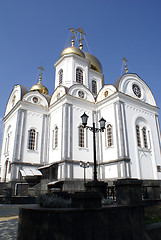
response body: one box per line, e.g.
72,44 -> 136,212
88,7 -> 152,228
84,52 -> 102,73
60,46 -> 85,58
30,77 -> 49,94
42,86 -> 48,95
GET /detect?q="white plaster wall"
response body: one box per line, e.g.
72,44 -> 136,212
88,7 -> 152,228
68,84 -> 95,102
117,74 -> 156,106
55,58 -> 72,88
58,163 -> 65,179
50,86 -> 66,105
22,110 -> 44,164
5,86 -> 22,116
55,55 -> 89,89
72,105 -> 94,163
124,101 -> 160,180
48,106 -> 63,163
0,111 -> 18,181
97,85 -> 117,102
73,165 -> 93,179
89,70 -> 103,94
98,103 -> 118,162
23,91 -> 49,107
104,165 -> 118,179
73,57 -> 89,88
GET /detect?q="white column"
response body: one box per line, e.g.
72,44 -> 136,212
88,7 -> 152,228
40,114 -> 49,164
61,104 -> 73,160
13,109 -> 26,162
114,101 -> 129,159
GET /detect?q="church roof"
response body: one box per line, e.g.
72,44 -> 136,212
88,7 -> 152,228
60,46 -> 85,58
19,85 -> 28,97
114,75 -> 122,90
41,93 -> 51,104
84,52 -> 102,73
30,76 -> 49,95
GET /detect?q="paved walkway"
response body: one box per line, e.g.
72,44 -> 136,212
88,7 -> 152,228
0,204 -> 36,240
0,217 -> 18,240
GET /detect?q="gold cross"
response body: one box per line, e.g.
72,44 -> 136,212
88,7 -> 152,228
38,66 -> 45,77
76,27 -> 86,49
69,28 -> 76,46
123,57 -> 128,73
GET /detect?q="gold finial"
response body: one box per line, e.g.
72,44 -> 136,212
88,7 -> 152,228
123,57 -> 128,73
69,28 -> 76,47
76,27 -> 86,50
38,66 -> 45,82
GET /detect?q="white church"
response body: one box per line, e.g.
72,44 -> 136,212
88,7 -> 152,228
1,28 -> 161,193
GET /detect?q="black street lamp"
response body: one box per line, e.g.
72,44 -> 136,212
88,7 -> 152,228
81,112 -> 106,181
80,161 -> 90,185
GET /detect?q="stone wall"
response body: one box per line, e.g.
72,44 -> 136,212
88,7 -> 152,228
18,204 -> 149,240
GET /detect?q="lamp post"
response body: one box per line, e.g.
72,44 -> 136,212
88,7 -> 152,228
81,112 -> 106,181
80,161 -> 90,185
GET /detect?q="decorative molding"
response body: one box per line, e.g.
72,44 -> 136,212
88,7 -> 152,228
27,111 -> 43,118
125,103 -> 155,117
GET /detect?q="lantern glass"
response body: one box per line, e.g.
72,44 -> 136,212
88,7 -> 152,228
81,112 -> 89,127
80,161 -> 83,167
86,162 -> 90,168
99,117 -> 106,130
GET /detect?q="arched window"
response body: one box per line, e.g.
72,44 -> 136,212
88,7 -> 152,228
55,126 -> 58,148
142,127 -> 148,149
4,127 -> 12,154
59,69 -> 63,85
79,126 -> 84,147
4,159 -> 9,183
76,68 -> 83,84
5,133 -> 10,154
28,129 -> 37,150
107,124 -> 112,147
136,125 -> 141,148
92,80 -> 97,95
52,126 -> 58,149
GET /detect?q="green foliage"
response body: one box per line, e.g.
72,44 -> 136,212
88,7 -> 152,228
37,194 -> 71,208
145,205 -> 161,224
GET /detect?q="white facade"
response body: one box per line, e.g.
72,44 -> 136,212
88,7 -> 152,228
1,43 -> 161,185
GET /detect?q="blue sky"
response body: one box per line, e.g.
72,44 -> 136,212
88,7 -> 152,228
0,0 -> 161,142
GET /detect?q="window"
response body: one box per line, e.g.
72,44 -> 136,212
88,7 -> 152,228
8,161 -> 11,173
57,93 -> 60,100
107,124 -> 112,147
78,90 -> 85,98
28,129 -> 37,150
55,126 -> 58,148
136,125 -> 141,148
76,68 -> 83,84
4,131 -> 11,154
157,166 -> 161,172
5,134 -> 10,153
79,126 -> 84,147
142,127 -> 148,149
33,97 -> 38,103
12,95 -> 16,107
59,69 -> 63,85
92,80 -> 97,95
52,126 -> 58,149
132,84 -> 141,98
